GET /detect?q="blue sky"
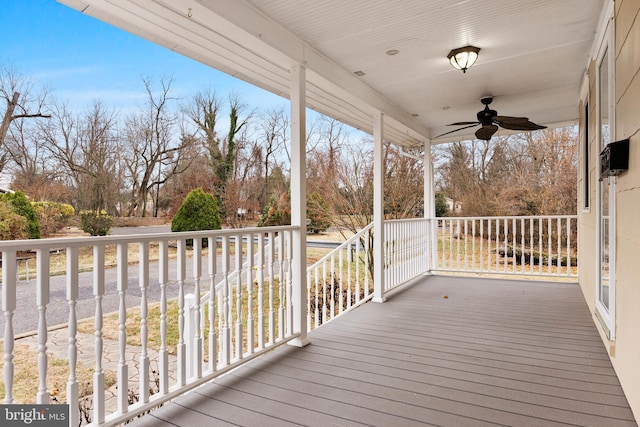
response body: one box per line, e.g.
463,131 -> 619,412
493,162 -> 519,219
1,0 -> 288,114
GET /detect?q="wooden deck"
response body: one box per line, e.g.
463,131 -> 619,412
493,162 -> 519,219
130,275 -> 637,427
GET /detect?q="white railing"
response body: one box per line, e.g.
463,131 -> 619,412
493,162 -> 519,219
305,219 -> 431,330
0,226 -> 297,427
432,215 -> 578,278
306,224 -> 373,330
0,215 -> 579,426
384,218 -> 430,291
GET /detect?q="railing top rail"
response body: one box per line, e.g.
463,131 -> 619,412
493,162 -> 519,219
307,223 -> 374,269
437,215 -> 577,221
0,225 -> 299,251
384,217 -> 430,224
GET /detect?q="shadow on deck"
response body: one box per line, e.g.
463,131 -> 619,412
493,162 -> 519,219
130,275 -> 637,427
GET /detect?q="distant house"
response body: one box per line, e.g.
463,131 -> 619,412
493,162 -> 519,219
0,172 -> 12,194
444,197 -> 462,214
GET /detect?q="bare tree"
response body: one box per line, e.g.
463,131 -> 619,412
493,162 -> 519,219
221,93 -> 252,184
43,100 -> 121,212
434,127 -> 577,216
123,77 -> 195,217
184,88 -> 222,182
383,145 -> 424,219
4,110 -> 65,201
0,66 -> 50,173
256,106 -> 289,206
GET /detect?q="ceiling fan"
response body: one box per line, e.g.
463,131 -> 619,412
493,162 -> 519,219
435,96 -> 547,141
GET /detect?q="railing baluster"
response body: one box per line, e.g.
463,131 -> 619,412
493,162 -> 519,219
36,249 -> 50,404
93,244 -> 105,424
472,220 -> 477,272
234,235 -> 243,359
548,217 -> 553,275
267,232 -> 275,344
464,220 -> 468,272
139,241 -> 151,401
557,217 -> 562,275
479,219 -> 484,271
257,234 -> 265,348
330,250 -> 336,319
176,239 -> 186,386
221,236 -> 232,364
365,228 -> 370,299
66,247 -> 79,427
567,217 -> 572,276
2,250 -> 17,403
277,233 -> 285,340
306,270 -> 312,332
208,237 -> 218,370
530,218 -> 534,275
520,219 -> 525,273
347,242 -> 352,310
286,231 -> 293,335
158,240 -> 169,394
246,233 -> 255,354
313,265 -> 320,328
355,238 -> 361,303
510,218 -> 515,273
503,219 -> 508,273
192,238 -> 203,378
116,243 -> 128,413
338,245 -> 344,314
487,219 -> 492,272
538,217 -> 543,274
456,219 -> 461,272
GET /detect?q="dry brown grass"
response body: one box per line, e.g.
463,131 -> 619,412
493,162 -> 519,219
0,344 -> 116,404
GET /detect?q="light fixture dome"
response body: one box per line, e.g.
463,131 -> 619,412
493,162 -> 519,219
447,45 -> 480,73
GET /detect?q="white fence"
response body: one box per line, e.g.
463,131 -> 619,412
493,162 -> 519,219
432,215 -> 578,278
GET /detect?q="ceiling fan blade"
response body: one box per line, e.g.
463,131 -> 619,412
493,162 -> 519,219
494,115 -> 547,131
493,115 -> 530,124
448,121 -> 479,126
475,124 -> 498,140
497,120 -> 547,131
434,123 -> 479,139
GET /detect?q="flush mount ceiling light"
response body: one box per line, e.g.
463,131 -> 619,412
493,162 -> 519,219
447,45 -> 480,73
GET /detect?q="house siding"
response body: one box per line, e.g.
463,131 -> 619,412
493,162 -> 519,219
613,0 -> 640,420
579,0 -> 640,420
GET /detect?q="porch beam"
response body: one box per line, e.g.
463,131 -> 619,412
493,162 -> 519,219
372,112 -> 386,303
289,64 -> 310,347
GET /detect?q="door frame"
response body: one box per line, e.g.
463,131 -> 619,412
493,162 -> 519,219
594,13 -> 616,340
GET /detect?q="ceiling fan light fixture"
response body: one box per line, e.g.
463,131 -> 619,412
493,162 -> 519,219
447,45 -> 480,73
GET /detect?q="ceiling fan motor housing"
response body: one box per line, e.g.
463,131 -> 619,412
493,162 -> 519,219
477,106 -> 497,125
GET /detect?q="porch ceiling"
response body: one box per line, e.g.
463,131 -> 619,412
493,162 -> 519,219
59,0 -> 606,147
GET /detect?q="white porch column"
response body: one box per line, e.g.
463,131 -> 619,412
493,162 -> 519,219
423,141 -> 435,271
372,112 -> 386,303
289,64 -> 310,347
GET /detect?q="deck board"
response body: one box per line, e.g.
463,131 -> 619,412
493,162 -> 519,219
130,275 -> 638,427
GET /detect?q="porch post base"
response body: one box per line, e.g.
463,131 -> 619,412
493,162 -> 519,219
372,296 -> 387,303
288,337 -> 311,348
